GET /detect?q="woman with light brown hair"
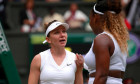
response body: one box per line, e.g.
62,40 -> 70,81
28,20 -> 84,84
84,0 -> 129,84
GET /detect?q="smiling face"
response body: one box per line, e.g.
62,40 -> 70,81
46,25 -> 67,48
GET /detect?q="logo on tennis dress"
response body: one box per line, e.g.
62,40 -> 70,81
67,63 -> 72,66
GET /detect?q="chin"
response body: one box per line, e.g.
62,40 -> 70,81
60,44 -> 66,47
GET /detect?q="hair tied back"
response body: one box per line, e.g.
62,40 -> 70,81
95,0 -> 122,14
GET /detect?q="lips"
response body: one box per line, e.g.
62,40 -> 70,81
59,39 -> 66,42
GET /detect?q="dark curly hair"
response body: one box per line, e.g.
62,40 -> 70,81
95,0 -> 122,14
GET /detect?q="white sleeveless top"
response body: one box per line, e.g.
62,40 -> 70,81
84,31 -> 127,74
39,49 -> 76,84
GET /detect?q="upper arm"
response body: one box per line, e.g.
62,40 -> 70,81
93,35 -> 111,78
28,54 -> 41,84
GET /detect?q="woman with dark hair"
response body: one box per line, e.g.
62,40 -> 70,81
84,0 -> 129,84
28,20 -> 84,84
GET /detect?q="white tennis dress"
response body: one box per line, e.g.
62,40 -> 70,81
39,49 -> 76,84
84,31 -> 127,84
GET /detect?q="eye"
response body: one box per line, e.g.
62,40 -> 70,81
54,31 -> 59,34
62,30 -> 66,33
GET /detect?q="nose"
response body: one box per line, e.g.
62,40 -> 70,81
59,31 -> 66,37
60,31 -> 64,36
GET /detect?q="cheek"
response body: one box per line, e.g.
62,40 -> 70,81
89,19 -> 92,27
65,33 -> 68,39
64,33 -> 68,42
49,36 -> 58,43
64,34 -> 68,42
89,14 -> 95,27
89,18 -> 95,29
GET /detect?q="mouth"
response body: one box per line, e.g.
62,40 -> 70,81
59,39 -> 66,43
59,39 -> 66,42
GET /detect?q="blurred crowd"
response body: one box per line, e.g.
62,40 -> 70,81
0,0 -> 140,33
19,0 -> 89,32
7,0 -> 95,2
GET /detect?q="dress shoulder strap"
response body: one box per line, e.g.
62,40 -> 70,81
96,31 -> 114,41
40,49 -> 50,71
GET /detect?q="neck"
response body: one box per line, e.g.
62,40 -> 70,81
50,47 -> 66,57
94,29 -> 104,35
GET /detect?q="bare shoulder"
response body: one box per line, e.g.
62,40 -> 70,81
30,54 -> 41,68
94,34 -> 112,46
33,54 -> 41,59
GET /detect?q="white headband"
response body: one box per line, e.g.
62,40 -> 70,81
93,4 -> 116,15
93,4 -> 104,15
43,21 -> 69,44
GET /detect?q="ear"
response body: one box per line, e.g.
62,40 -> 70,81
46,37 -> 51,43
